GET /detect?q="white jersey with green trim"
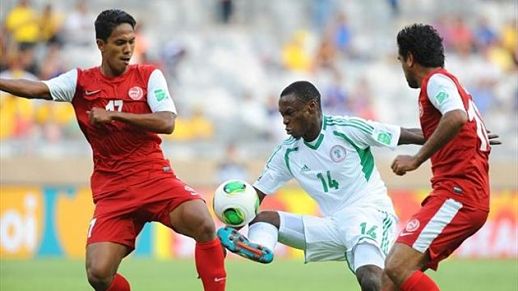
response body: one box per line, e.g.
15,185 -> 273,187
253,115 -> 400,216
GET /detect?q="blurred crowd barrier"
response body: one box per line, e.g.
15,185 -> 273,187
0,0 -> 517,158
0,185 -> 516,260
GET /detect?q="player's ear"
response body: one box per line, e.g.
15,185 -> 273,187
96,39 -> 105,52
307,99 -> 318,113
406,52 -> 415,67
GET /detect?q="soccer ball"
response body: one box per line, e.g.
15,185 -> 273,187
213,179 -> 259,227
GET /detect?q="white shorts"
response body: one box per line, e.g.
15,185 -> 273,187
278,206 -> 398,271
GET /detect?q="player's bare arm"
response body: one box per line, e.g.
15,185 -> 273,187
392,109 -> 467,175
398,127 -> 425,145
0,78 -> 52,100
87,107 -> 176,134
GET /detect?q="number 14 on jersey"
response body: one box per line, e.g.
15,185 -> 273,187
316,171 -> 339,192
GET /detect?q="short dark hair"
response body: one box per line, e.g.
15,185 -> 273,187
280,81 -> 321,107
95,9 -> 136,41
397,23 -> 445,68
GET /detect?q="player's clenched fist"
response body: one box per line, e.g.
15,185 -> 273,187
87,107 -> 114,125
391,155 -> 420,176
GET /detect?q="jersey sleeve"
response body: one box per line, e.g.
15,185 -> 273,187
147,69 -> 177,114
42,69 -> 78,102
253,144 -> 293,195
336,117 -> 401,150
426,73 -> 466,115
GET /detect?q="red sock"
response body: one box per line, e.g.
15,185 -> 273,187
195,238 -> 227,291
401,271 -> 439,291
107,273 -> 130,291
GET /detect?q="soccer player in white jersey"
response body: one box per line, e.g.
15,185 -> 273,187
218,81 -> 426,291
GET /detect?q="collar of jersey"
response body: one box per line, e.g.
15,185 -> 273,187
304,133 -> 324,150
304,115 -> 325,150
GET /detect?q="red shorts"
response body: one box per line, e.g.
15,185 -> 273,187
86,175 -> 203,252
396,194 -> 488,270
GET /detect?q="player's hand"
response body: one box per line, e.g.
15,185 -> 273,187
487,130 -> 502,145
391,155 -> 421,176
87,107 -> 114,125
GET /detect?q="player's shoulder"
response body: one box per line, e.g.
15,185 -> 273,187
133,63 -> 159,75
79,66 -> 99,75
324,114 -> 373,133
129,64 -> 162,83
76,66 -> 103,83
74,67 -> 98,88
280,136 -> 298,147
269,136 -> 298,155
427,69 -> 458,88
324,114 -> 367,124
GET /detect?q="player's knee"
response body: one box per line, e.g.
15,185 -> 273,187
195,217 -> 216,241
250,211 -> 280,228
356,265 -> 382,291
86,264 -> 114,289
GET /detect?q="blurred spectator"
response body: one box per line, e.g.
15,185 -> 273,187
14,45 -> 38,76
0,53 -> 39,139
5,0 -> 40,48
433,15 -> 452,48
349,77 -> 377,120
386,0 -> 400,17
312,35 -> 338,73
328,12 -> 353,57
40,3 -> 65,46
281,30 -> 312,72
190,107 -> 215,140
163,116 -> 191,141
448,17 -> 474,55
216,143 -> 249,183
473,16 -> 498,52
132,23 -> 151,65
62,0 -> 95,47
39,44 -> 66,80
500,19 -> 517,54
470,77 -> 497,114
238,92 -> 270,138
311,0 -> 336,34
322,71 -> 349,116
34,101 -> 75,142
160,40 -> 187,82
218,0 -> 234,24
164,107 -> 214,141
486,41 -> 516,72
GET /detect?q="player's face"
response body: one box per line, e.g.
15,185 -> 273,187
278,93 -> 318,140
97,23 -> 135,76
398,53 -> 419,89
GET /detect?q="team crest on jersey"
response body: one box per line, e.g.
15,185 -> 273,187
128,86 -> 144,100
406,218 -> 420,232
330,145 -> 346,162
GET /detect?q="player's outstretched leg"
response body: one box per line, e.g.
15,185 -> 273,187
217,226 -> 274,264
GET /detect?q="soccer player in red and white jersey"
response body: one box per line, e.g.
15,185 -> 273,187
381,24 -> 497,291
0,9 -> 226,291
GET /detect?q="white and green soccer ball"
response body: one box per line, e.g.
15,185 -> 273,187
213,179 -> 259,227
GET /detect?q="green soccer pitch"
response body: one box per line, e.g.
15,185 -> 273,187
1,258 -> 517,290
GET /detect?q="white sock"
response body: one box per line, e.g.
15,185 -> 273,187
248,222 -> 278,252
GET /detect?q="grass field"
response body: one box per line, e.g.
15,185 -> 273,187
1,258 -> 517,290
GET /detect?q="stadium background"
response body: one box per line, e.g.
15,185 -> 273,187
0,0 -> 517,290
